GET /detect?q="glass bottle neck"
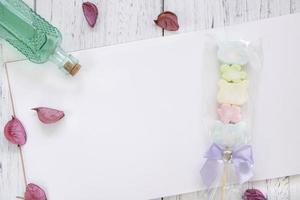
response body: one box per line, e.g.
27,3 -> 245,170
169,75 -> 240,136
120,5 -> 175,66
50,46 -> 81,76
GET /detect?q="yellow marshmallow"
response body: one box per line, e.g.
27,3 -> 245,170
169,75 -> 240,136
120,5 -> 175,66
217,79 -> 248,105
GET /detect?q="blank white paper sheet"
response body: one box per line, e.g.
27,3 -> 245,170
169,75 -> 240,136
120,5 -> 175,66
5,13 -> 300,200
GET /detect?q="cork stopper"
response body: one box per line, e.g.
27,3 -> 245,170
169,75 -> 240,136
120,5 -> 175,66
64,61 -> 81,76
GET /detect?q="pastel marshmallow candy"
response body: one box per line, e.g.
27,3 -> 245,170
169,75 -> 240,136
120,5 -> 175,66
217,79 -> 248,105
220,64 -> 247,83
217,41 -> 249,65
217,104 -> 241,124
211,120 -> 248,147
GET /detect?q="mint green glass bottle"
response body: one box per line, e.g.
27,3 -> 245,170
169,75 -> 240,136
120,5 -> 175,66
0,0 -> 80,75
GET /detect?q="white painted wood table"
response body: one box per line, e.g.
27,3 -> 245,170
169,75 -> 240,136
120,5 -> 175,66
1,0 -> 300,199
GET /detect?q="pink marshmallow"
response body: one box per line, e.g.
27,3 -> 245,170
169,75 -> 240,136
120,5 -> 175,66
217,104 -> 241,124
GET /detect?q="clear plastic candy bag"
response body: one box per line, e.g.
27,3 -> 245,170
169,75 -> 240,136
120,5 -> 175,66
200,32 -> 263,200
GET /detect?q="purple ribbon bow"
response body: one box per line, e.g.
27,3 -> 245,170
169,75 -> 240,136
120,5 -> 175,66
200,143 -> 254,187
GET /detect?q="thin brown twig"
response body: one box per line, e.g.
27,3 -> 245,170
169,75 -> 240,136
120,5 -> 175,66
4,63 -> 27,200
18,145 -> 28,187
4,63 -> 16,117
5,63 -> 28,186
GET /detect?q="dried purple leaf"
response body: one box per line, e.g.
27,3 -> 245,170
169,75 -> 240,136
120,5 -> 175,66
82,2 -> 98,27
4,116 -> 27,146
25,183 -> 47,200
154,11 -> 179,31
243,189 -> 267,200
32,107 -> 65,124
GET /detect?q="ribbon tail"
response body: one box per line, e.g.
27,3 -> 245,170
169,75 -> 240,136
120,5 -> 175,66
235,161 -> 253,184
200,160 -> 222,187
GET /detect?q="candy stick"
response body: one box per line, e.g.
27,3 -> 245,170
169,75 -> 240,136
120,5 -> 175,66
220,163 -> 228,200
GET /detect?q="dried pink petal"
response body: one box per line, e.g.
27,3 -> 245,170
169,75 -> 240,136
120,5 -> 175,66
154,11 -> 179,31
82,2 -> 98,27
32,107 -> 65,124
243,189 -> 267,200
4,116 -> 27,146
25,183 -> 47,200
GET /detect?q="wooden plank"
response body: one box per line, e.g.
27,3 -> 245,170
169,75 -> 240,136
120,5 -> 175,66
163,0 -> 295,36
0,1 -> 32,200
258,0 -> 291,19
36,0 -> 163,52
163,0 -> 247,35
162,189 -> 207,200
251,179 -> 268,198
162,178 -> 291,200
0,1 -> 35,200
266,177 -> 290,200
162,183 -> 250,200
290,175 -> 300,200
0,50 -> 26,200
291,0 -> 300,13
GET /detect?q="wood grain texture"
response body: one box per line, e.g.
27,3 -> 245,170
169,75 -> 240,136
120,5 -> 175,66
266,177 -> 290,200
0,45 -> 24,200
0,1 -> 35,199
1,0 -> 300,199
163,0 -> 296,36
162,178 -> 291,200
36,0 -> 163,51
290,175 -> 300,200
